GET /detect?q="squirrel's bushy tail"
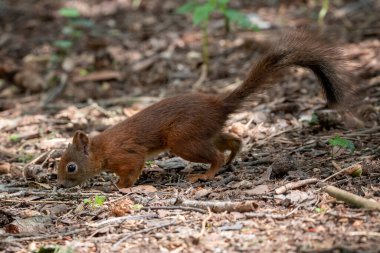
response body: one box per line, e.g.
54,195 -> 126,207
220,31 -> 349,114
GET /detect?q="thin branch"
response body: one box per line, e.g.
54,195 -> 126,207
322,161 -> 362,182
275,178 -> 319,194
245,206 -> 300,219
324,185 -> 380,210
162,198 -> 258,213
112,220 -> 178,250
142,206 -> 206,214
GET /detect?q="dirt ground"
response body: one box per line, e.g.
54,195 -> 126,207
0,0 -> 379,252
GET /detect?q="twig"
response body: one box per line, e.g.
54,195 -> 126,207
2,214 -> 159,243
192,64 -> 207,90
346,231 -> 380,237
2,199 -> 74,204
88,214 -> 158,228
22,151 -> 51,181
326,210 -> 367,220
160,197 -> 258,213
3,227 -> 88,243
322,161 -> 362,182
89,101 -> 114,118
0,191 -> 26,200
257,127 -> 300,146
198,208 -> 212,237
112,220 -> 178,250
240,158 -> 273,167
275,178 -> 319,194
331,160 -> 342,171
43,73 -> 68,106
245,206 -> 300,219
40,150 -> 55,168
0,188 -> 121,200
324,185 -> 380,210
88,225 -> 115,239
314,127 -> 380,142
142,206 -> 206,214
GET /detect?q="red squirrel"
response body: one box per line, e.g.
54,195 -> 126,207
57,32 -> 349,188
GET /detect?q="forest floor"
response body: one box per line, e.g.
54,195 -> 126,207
0,0 -> 380,252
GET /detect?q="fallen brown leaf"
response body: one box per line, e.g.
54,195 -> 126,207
73,70 -> 123,83
119,185 -> 157,194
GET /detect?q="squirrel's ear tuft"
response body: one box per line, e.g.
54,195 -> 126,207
72,130 -> 90,155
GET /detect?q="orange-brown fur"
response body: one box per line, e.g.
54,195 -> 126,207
57,32 -> 350,188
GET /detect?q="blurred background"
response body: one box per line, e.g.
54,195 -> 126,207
0,0 -> 378,106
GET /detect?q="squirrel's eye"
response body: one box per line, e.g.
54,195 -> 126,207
66,162 -> 77,173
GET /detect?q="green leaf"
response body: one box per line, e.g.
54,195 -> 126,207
35,245 -> 74,253
145,160 -> 154,166
314,207 -> 326,213
216,0 -> 229,11
328,136 -> 355,152
217,0 -> 230,6
94,195 -> 106,206
54,40 -> 73,49
35,245 -> 60,253
10,134 -> 20,142
350,168 -> 362,177
83,198 -> 91,205
224,9 -> 255,29
79,69 -> 88,76
131,204 -> 143,211
58,7 -> 80,18
16,154 -> 34,163
193,3 -> 214,25
309,112 -> 319,126
176,1 -> 198,14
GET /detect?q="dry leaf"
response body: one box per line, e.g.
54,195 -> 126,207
0,162 -> 11,175
109,197 -> 134,217
245,184 -> 270,196
14,69 -> 45,92
119,185 -> 157,194
5,215 -> 51,234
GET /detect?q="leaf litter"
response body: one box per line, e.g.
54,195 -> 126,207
0,0 -> 380,252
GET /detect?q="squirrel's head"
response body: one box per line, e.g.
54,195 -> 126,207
57,131 -> 96,188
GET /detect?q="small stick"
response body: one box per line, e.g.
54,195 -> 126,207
3,227 -> 88,243
142,206 -> 206,214
331,160 -> 342,171
88,214 -> 158,228
2,199 -> 74,204
245,206 -> 300,219
22,151 -> 51,181
322,161 -> 362,182
192,63 -> 208,90
197,208 -> 212,239
275,178 -> 319,194
200,208 -> 212,233
0,191 -> 26,200
347,231 -> 380,237
324,185 -> 380,210
170,198 -> 258,213
112,220 -> 178,250
257,127 -> 300,146
43,73 -> 68,106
